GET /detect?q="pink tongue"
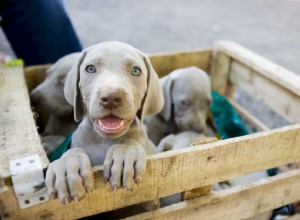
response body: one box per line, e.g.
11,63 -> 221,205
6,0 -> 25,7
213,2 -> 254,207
100,115 -> 122,128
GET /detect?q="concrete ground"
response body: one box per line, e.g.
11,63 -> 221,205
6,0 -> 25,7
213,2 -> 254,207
1,0 -> 299,128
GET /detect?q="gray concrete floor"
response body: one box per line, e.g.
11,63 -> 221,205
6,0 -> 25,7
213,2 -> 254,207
1,0 -> 299,129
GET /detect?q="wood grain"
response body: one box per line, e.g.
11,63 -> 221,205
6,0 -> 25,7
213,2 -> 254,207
1,124 -> 299,219
0,66 -> 48,182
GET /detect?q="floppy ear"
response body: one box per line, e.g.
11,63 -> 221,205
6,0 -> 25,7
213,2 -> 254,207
158,75 -> 173,121
139,55 -> 164,123
64,51 -> 87,122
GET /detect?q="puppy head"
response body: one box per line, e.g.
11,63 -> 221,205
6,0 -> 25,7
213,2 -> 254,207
159,66 -> 212,133
64,41 -> 164,138
30,53 -> 80,116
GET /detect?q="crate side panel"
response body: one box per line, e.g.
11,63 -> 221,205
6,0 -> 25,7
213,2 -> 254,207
230,60 -> 300,123
214,41 -> 300,97
1,125 -> 299,220
126,170 -> 300,220
0,66 -> 48,180
149,49 -> 212,78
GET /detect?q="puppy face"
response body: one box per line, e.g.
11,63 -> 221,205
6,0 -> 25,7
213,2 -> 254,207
160,67 -> 212,133
30,53 -> 80,116
65,42 -> 164,138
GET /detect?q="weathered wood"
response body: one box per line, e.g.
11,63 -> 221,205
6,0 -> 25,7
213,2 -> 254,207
214,41 -> 300,97
24,65 -> 49,92
230,60 -> 300,123
210,51 -> 231,95
149,49 -> 212,77
125,169 -> 300,220
181,185 -> 212,201
1,124 -> 299,220
286,213 -> 300,220
181,137 -> 218,201
228,99 -> 270,132
0,66 -> 48,182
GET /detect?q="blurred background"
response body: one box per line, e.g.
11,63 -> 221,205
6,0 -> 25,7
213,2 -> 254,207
1,0 -> 299,129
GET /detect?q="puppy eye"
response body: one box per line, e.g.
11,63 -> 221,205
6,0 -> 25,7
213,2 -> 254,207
85,65 -> 97,73
131,66 -> 142,76
180,100 -> 190,107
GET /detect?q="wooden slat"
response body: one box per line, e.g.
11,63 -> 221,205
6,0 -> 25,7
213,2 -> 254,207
214,41 -> 300,97
126,169 -> 300,220
1,124 -> 299,220
228,99 -> 270,132
149,49 -> 212,77
230,60 -> 300,123
0,66 -> 48,181
210,51 -> 231,95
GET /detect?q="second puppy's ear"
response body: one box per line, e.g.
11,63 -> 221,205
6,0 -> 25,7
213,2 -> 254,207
159,75 -> 173,121
64,51 -> 87,122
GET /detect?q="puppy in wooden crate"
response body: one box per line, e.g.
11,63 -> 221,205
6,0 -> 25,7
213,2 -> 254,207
30,53 -> 80,155
45,42 -> 164,214
30,52 -> 80,136
144,66 -> 212,146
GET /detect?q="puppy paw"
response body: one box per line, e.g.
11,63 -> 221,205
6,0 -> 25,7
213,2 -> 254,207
45,148 -> 94,204
103,140 -> 146,190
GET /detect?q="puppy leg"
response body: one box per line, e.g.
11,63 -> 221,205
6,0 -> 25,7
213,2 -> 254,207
103,140 -> 146,190
45,148 -> 94,204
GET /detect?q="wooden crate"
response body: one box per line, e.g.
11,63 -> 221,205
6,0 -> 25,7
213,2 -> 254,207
0,41 -> 299,220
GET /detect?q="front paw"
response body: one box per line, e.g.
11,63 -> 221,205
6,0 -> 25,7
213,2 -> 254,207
103,141 -> 146,190
45,148 -> 94,204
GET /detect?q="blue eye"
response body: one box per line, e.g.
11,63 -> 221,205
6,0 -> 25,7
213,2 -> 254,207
85,65 -> 96,73
131,66 -> 141,76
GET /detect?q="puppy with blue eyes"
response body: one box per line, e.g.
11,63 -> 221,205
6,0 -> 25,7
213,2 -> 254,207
144,66 -> 212,145
45,42 -> 164,206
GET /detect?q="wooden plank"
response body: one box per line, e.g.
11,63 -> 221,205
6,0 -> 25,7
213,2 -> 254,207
24,65 -> 49,93
126,169 -> 300,220
286,214 -> 300,220
0,66 -> 48,182
149,49 -> 212,77
228,99 -> 270,132
1,124 -> 299,220
214,41 -> 300,97
210,51 -> 231,95
230,60 -> 300,123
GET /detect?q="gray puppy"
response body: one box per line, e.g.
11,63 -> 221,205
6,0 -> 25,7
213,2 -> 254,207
45,42 -> 164,205
145,66 -> 212,145
30,52 -> 80,137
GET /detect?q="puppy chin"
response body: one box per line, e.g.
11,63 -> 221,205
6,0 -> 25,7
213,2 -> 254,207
176,119 -> 206,133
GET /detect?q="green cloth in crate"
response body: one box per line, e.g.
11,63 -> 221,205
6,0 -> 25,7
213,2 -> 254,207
210,90 -> 250,139
48,133 -> 73,162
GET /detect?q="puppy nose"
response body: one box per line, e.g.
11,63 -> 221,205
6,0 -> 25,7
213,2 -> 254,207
100,91 -> 124,109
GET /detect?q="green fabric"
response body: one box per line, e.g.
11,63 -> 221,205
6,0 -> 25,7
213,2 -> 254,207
48,133 -> 73,162
210,90 -> 250,139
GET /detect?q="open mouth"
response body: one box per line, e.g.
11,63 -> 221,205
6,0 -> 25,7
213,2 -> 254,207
95,115 -> 127,135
